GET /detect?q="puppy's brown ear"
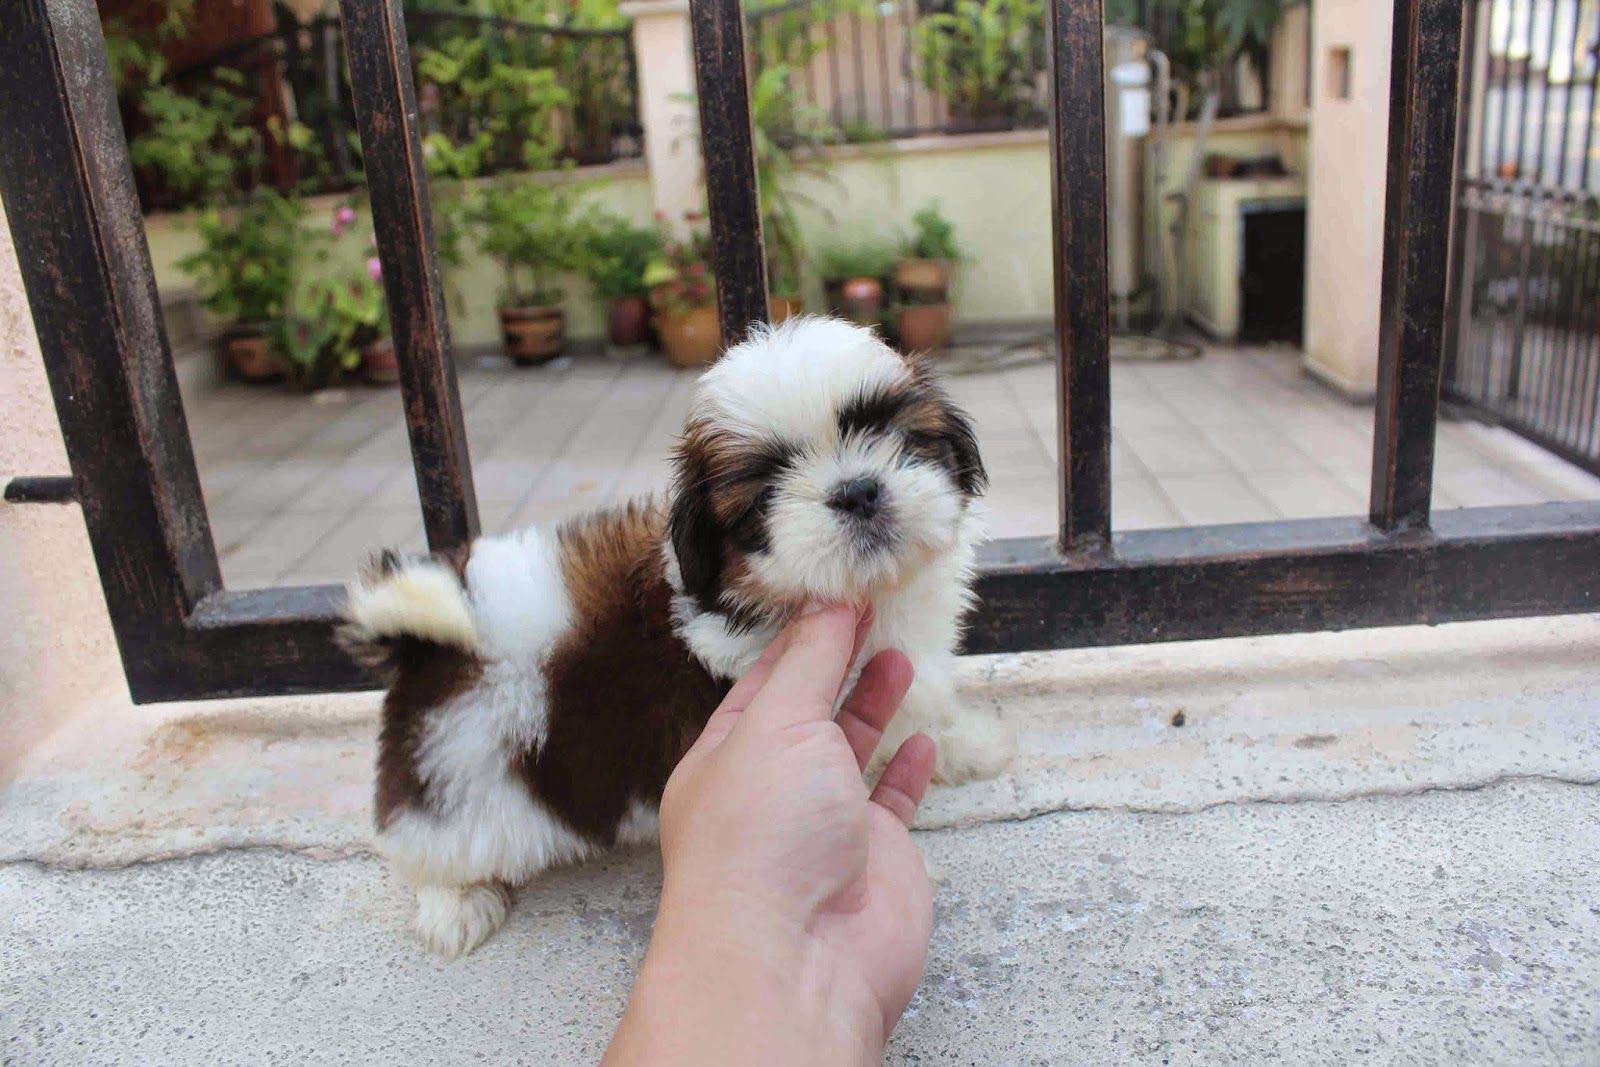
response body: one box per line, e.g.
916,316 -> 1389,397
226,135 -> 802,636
668,444 -> 724,614
943,401 -> 987,496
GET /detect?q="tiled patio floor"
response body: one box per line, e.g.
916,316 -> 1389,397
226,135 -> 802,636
181,342 -> 1600,590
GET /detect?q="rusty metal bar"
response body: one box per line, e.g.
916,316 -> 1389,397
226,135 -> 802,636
1370,0 -> 1467,532
689,0 -> 770,346
338,0 -> 479,550
0,0 -> 223,694
1044,0 -> 1113,552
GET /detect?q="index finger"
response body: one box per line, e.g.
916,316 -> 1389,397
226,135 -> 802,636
738,602 -> 863,732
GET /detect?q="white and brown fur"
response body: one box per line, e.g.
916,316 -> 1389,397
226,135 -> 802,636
342,316 -> 1015,957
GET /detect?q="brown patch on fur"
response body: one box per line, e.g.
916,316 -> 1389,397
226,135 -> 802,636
530,502 -> 730,844
374,644 -> 483,829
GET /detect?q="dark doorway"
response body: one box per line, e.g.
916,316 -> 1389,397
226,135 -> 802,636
1239,204 -> 1306,344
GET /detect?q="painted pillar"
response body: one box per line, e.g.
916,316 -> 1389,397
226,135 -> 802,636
620,0 -> 704,234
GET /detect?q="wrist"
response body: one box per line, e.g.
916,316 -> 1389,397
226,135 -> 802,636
607,882 -> 885,1066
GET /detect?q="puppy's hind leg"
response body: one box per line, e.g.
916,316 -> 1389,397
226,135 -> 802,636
413,880 -> 512,960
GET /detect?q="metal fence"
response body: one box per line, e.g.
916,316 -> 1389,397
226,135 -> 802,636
745,0 -> 1051,143
2,0 -> 1599,702
1445,0 -> 1600,475
135,8 -> 640,209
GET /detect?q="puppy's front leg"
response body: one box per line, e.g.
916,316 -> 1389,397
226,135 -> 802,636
413,880 -> 512,959
870,663 -> 1014,785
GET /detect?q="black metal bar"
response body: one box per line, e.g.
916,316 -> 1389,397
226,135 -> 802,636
690,0 -> 770,345
1510,0 -> 1535,176
1581,18 -> 1600,190
965,504 -> 1600,655
1491,0 -> 1518,175
338,0 -> 480,551
1549,0 -> 1585,188
0,0 -> 223,695
1528,0 -> 1559,185
1443,0 -> 1483,386
1369,0 -> 1466,532
3,476 -> 77,505
126,507 -> 1600,700
1045,0 -> 1112,552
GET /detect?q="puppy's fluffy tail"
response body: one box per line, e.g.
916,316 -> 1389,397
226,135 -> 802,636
340,550 -> 479,679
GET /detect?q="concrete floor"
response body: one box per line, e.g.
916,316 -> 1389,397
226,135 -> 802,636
179,342 -> 1600,589
4,614 -> 1599,1064
5,779 -> 1597,1065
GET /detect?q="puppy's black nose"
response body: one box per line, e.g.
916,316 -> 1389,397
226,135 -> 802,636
828,477 -> 882,519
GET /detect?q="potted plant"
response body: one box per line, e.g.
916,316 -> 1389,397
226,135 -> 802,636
476,177 -> 590,365
818,240 -> 898,324
278,205 -> 393,388
178,187 -> 305,382
915,0 -> 1046,131
896,202 -> 960,295
645,230 -> 721,368
583,212 -> 663,347
281,260 -> 391,389
894,202 -> 960,353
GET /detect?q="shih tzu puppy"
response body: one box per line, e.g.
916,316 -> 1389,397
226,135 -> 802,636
341,316 -> 1015,957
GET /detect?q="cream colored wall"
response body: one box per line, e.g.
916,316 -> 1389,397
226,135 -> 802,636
792,131 -> 1056,323
143,163 -> 654,350
143,135 -> 1057,345
1302,0 -> 1394,400
0,201 -> 128,776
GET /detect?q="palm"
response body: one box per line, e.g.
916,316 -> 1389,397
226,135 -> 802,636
811,804 -> 935,1027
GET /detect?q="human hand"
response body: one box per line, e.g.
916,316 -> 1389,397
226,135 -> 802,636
605,603 -> 937,1066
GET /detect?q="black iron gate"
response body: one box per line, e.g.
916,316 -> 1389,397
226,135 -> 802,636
1446,0 -> 1600,475
1,0 -> 1598,704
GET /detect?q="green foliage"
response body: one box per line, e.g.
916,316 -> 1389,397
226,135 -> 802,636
905,203 -> 961,261
416,37 -> 571,173
1105,0 -> 1305,113
278,204 -> 390,384
281,269 -> 387,382
178,188 -> 305,325
748,64 -> 837,298
583,214 -> 664,300
643,229 -> 715,314
915,0 -> 1046,125
475,178 -> 593,306
817,239 -> 899,281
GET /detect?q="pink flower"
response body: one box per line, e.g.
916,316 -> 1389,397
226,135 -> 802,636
332,205 -> 355,236
366,256 -> 383,282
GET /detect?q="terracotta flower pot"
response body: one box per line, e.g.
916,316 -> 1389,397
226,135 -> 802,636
896,302 -> 953,355
361,336 -> 400,385
658,305 -> 722,368
220,323 -> 284,383
499,305 -> 565,366
607,295 -> 651,347
768,295 -> 804,325
894,258 -> 952,296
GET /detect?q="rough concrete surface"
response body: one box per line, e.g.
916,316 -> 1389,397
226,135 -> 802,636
3,614 -> 1600,1063
3,780 -> 1597,1064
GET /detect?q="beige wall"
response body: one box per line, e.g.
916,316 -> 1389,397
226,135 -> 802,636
1302,0 -> 1394,399
144,134 -> 1061,347
0,202 -> 128,775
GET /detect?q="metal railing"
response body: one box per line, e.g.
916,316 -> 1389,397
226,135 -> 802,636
133,8 -> 641,209
1,0 -> 1598,703
1445,0 -> 1600,475
745,0 -> 1051,143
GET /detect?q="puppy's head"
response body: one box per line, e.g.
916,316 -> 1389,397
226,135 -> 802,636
668,316 -> 985,619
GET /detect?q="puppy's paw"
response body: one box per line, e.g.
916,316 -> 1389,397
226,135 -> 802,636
929,711 -> 1015,785
414,882 -> 511,959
